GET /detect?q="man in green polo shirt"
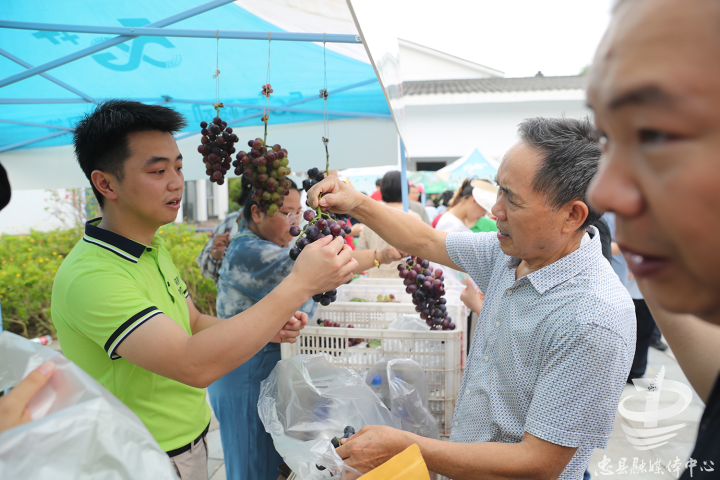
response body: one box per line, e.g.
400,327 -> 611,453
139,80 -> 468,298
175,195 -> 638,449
51,100 -> 358,480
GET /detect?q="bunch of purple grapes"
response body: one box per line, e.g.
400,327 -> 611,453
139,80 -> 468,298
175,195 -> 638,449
398,257 -> 455,331
315,320 -> 364,347
198,117 -> 238,185
288,209 -> 352,305
233,139 -> 291,216
302,167 -> 325,192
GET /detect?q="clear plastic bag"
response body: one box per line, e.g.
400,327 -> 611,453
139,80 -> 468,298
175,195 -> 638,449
258,354 -> 401,479
365,356 -> 440,440
0,332 -> 179,480
387,314 -> 431,331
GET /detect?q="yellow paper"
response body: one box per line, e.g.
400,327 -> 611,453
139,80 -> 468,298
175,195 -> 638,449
361,443 -> 431,480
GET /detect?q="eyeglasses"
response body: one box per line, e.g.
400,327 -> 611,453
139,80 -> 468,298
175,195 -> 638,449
276,211 -> 301,224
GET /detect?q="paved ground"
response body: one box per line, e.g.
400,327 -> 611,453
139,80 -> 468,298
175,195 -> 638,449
587,346 -> 704,479
207,403 -> 226,480
205,343 -> 704,480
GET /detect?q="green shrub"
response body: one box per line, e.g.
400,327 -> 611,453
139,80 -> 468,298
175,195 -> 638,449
228,177 -> 243,213
0,223 -> 217,338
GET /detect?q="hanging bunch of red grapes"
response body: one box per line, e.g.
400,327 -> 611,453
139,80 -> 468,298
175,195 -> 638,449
196,86 -> 292,216
399,257 -> 455,331
233,139 -> 291,217
197,113 -> 236,186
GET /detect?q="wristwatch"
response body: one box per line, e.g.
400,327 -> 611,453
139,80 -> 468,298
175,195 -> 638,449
374,249 -> 380,268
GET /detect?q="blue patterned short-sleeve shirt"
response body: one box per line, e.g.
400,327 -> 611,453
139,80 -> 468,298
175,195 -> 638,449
446,227 -> 636,480
217,228 -> 317,319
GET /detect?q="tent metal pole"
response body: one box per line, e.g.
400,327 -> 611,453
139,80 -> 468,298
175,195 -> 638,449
0,79 -> 379,106
400,141 -> 409,213
0,130 -> 70,153
0,0 -> 235,89
175,77 -> 380,140
0,119 -> 74,131
0,21 -> 362,44
0,99 -> 90,104
0,48 -> 97,104
167,99 -> 391,119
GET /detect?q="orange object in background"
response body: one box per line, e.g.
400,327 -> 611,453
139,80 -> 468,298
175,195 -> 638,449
361,444 -> 431,480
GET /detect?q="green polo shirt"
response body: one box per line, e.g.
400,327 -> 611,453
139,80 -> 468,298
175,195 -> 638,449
470,215 -> 499,233
51,219 -> 210,452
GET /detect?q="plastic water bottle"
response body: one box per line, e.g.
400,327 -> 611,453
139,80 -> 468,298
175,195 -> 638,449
370,375 -> 391,410
370,375 -> 384,402
30,335 -> 53,346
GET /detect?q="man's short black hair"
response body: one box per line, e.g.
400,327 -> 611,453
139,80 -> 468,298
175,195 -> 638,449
73,100 -> 187,207
375,178 -> 382,187
518,116 -> 603,231
380,171 -> 402,203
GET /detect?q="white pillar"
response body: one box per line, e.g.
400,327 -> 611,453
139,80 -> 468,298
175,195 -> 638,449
174,197 -> 184,223
216,180 -> 229,220
195,179 -> 208,222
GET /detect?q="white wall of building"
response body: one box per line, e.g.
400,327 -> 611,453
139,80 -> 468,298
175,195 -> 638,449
214,181 -> 229,221
403,96 -> 591,165
195,179 -> 208,223
0,189 -> 85,234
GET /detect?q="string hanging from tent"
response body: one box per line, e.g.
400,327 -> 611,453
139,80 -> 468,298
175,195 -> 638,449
260,31 -> 274,144
212,29 -> 224,116
320,34 -> 330,176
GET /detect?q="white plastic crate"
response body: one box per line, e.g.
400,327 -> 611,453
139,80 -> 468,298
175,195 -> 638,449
336,282 -> 465,306
350,277 -> 404,285
281,302 -> 466,436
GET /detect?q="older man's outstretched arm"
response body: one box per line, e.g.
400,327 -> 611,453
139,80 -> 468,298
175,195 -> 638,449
338,428 -> 576,480
307,176 -> 459,271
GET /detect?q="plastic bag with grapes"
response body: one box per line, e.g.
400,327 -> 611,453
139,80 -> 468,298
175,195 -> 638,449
258,354 -> 401,479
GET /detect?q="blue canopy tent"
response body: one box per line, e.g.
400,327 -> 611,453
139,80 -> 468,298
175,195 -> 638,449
0,0 -> 398,190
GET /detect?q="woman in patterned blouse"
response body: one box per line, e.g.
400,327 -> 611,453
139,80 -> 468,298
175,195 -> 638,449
208,177 -> 404,480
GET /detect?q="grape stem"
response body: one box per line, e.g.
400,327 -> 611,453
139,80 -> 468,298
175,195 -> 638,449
324,143 -> 329,177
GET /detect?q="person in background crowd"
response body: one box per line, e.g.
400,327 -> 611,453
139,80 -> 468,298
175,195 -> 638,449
197,212 -> 241,284
435,178 -> 497,234
309,116 -> 635,480
424,193 -> 439,223
649,324 -> 668,351
51,101 -> 358,480
408,183 -> 421,203
587,1 -> 720,476
603,212 -> 656,383
464,179 -> 501,234
433,178 -> 496,320
211,177 -> 403,480
593,216 -> 613,263
432,189 -> 456,227
370,178 -> 383,201
407,186 -> 431,225
357,171 -> 421,278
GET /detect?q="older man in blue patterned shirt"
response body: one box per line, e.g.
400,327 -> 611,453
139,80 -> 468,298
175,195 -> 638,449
307,117 -> 636,480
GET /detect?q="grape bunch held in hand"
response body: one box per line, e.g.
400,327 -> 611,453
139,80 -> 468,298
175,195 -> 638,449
302,167 -> 326,192
233,139 -> 291,216
398,257 -> 455,330
198,116 -> 237,185
288,208 -> 352,305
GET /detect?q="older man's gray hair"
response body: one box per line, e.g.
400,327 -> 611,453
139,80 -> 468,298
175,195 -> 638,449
518,117 -> 603,230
